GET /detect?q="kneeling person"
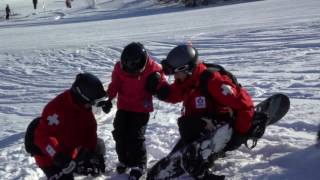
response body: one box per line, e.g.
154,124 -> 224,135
28,73 -> 108,179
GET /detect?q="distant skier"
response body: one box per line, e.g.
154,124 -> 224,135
104,42 -> 166,179
25,73 -> 108,179
33,0 -> 38,9
146,44 -> 256,179
184,0 -> 197,7
66,0 -> 72,8
5,4 -> 11,20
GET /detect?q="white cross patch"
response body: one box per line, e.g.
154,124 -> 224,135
221,84 -> 234,96
195,96 -> 206,109
47,114 -> 60,126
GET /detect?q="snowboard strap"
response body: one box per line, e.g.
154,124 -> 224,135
244,112 -> 268,149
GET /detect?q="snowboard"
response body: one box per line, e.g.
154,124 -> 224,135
146,93 -> 290,180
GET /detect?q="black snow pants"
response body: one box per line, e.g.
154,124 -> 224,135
171,116 -> 206,153
171,116 -> 217,179
112,109 -> 149,168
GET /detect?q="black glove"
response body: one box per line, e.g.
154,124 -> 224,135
224,131 -> 247,151
146,72 -> 161,94
53,153 -> 77,174
75,150 -> 105,176
156,85 -> 170,100
101,99 -> 112,114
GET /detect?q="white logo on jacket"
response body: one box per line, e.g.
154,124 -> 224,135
47,114 -> 59,126
195,96 -> 206,109
221,84 -> 234,96
46,144 -> 56,157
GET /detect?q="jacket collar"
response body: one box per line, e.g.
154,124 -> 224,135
65,90 -> 91,112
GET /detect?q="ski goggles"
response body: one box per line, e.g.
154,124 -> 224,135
161,59 -> 190,75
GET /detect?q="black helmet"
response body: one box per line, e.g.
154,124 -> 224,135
120,42 -> 148,74
71,73 -> 107,106
161,44 -> 198,75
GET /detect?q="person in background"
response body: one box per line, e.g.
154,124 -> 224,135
103,42 -> 166,180
66,0 -> 72,8
146,44 -> 255,179
5,4 -> 11,20
33,0 -> 38,10
32,73 -> 108,180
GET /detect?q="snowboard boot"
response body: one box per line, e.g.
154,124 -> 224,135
201,169 -> 225,180
116,162 -> 127,174
129,166 -> 144,180
203,173 -> 225,180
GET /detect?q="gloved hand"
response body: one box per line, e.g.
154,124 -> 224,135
201,117 -> 215,132
101,99 -> 112,114
156,85 -> 170,100
53,152 -> 77,174
145,72 -> 161,94
76,150 -> 105,176
223,131 -> 247,152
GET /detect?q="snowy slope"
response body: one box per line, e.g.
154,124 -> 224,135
0,0 -> 320,179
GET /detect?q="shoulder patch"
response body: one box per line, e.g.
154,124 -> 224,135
221,84 -> 234,96
47,114 -> 60,126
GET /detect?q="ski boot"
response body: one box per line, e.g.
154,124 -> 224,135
195,169 -> 225,180
116,162 -> 127,174
129,166 -> 144,180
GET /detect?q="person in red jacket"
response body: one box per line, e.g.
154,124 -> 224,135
103,42 -> 166,179
33,73 -> 108,180
146,44 -> 255,179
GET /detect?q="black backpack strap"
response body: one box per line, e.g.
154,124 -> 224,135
199,63 -> 241,125
200,63 -> 241,96
199,69 -> 213,98
203,63 -> 241,87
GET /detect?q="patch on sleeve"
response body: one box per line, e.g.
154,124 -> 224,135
47,114 -> 60,126
221,84 -> 234,96
195,96 -> 206,109
46,144 -> 56,157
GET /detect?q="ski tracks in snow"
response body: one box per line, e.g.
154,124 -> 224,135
0,19 -> 320,179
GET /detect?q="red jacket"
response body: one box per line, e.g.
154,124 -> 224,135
107,57 -> 166,113
34,90 -> 97,168
165,63 -> 254,134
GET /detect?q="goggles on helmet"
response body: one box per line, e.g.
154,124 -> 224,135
75,86 -> 107,107
161,59 -> 190,75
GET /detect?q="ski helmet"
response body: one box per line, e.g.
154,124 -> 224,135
120,42 -> 148,74
71,73 -> 107,106
161,44 -> 198,75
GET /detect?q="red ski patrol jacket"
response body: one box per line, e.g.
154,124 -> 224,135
34,90 -> 97,167
107,57 -> 166,113
165,63 -> 254,134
